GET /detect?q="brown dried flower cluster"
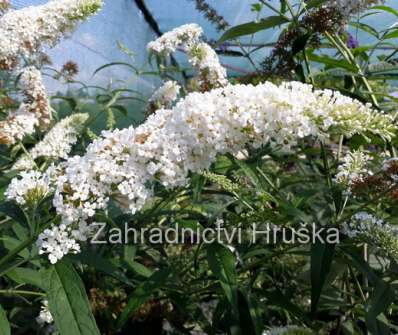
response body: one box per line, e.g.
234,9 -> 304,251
262,6 -> 343,79
351,159 -> 398,200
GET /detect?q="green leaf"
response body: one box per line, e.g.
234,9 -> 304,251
344,247 -> 379,285
231,156 -> 272,196
69,250 -> 133,286
292,34 -> 311,55
366,281 -> 395,335
371,5 -> 398,17
264,289 -> 306,320
218,16 -> 289,43
51,96 -> 77,111
6,267 -> 43,289
110,104 -> 128,116
92,62 -> 138,77
350,22 -> 379,38
206,243 -> 238,316
311,241 -> 335,312
237,290 -> 262,335
307,53 -> 357,72
0,304 -> 10,335
0,202 -> 29,227
116,267 -> 173,329
43,260 -> 100,335
383,30 -> 398,40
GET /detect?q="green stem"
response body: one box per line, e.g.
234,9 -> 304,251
259,0 -> 288,18
284,0 -> 298,24
348,264 -> 366,302
337,135 -> 344,162
320,141 -> 333,189
327,32 -> 379,107
303,49 -> 315,85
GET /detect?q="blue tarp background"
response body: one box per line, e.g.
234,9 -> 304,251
11,0 -> 398,94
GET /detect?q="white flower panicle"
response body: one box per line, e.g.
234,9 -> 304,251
149,81 -> 181,105
343,212 -> 398,259
0,0 -> 102,69
5,170 -> 52,206
36,300 -> 53,325
148,24 -> 227,89
12,113 -> 89,171
19,67 -> 52,128
342,212 -> 386,238
329,0 -> 385,18
43,82 -> 395,262
188,42 -> 228,88
0,67 -> 51,145
147,23 -> 203,54
334,151 -> 373,190
146,81 -> 181,115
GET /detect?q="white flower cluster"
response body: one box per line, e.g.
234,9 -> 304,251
342,212 -> 385,238
334,151 -> 373,191
12,113 -> 89,171
0,109 -> 38,145
146,81 -> 180,115
36,300 -> 53,325
263,326 -> 308,335
329,0 -> 385,18
5,169 -> 53,206
148,24 -> 227,89
44,82 -> 394,262
198,300 -> 218,322
0,0 -> 102,69
19,67 -> 52,129
188,42 -> 228,88
343,212 -> 398,259
0,67 -> 51,145
37,220 -> 95,264
147,23 -> 203,54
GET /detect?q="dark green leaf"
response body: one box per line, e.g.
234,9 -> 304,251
69,250 -> 133,286
311,241 -> 335,312
371,5 -> 398,17
0,304 -> 10,335
43,260 -> 100,335
350,22 -> 379,38
6,267 -> 43,289
219,16 -> 289,43
307,53 -> 356,72
292,34 -> 311,55
0,202 -> 29,227
206,243 -> 238,316
366,281 -> 395,335
237,290 -> 262,335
